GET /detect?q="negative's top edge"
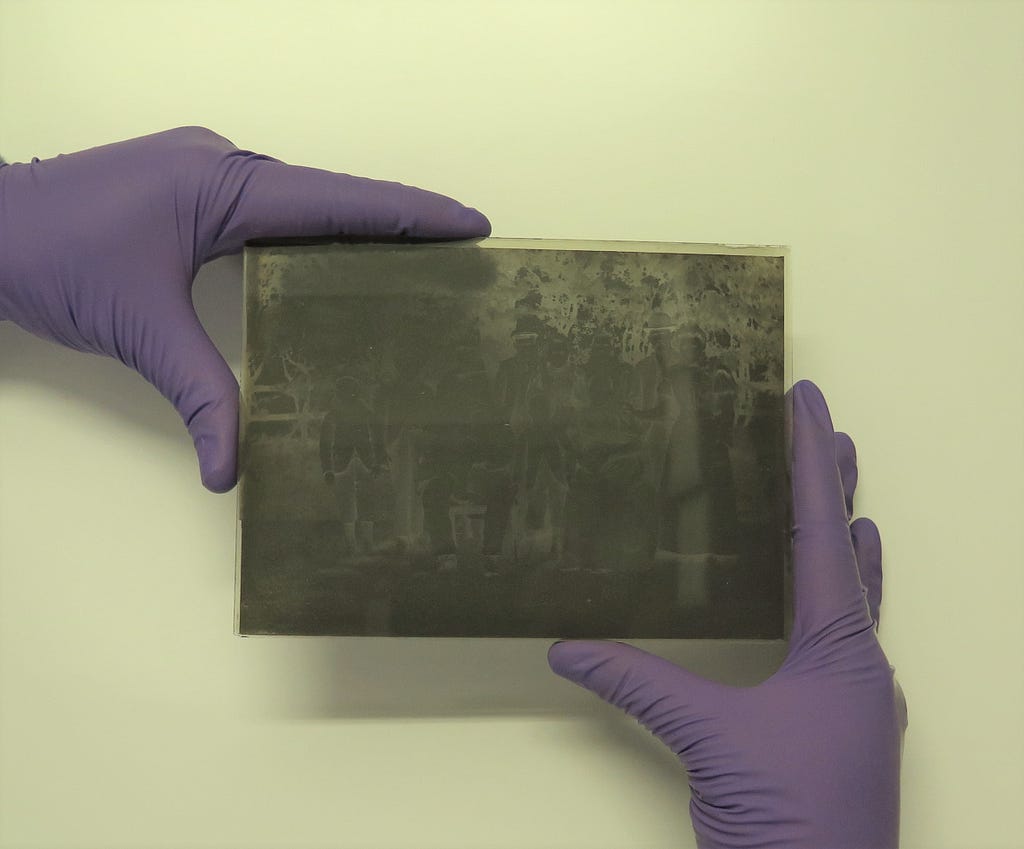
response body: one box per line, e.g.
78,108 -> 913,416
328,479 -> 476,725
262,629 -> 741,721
245,237 -> 788,257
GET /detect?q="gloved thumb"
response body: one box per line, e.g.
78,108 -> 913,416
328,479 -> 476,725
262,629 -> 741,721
548,640 -> 723,758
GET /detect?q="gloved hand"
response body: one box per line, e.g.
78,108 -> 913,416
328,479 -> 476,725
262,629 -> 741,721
0,127 -> 489,492
549,380 -> 907,849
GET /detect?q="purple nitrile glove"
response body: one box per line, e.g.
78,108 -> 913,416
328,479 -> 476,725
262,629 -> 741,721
0,127 -> 489,492
549,380 -> 907,849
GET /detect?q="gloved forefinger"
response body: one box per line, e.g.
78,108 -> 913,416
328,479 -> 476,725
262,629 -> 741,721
835,431 -> 857,519
186,146 -> 490,264
789,381 -> 872,642
851,517 -> 883,629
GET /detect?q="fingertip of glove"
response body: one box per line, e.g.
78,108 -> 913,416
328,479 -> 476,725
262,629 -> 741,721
438,204 -> 491,240
547,639 -> 616,679
201,465 -> 237,494
183,389 -> 239,493
547,640 -> 587,677
547,639 -> 570,670
195,435 -> 238,493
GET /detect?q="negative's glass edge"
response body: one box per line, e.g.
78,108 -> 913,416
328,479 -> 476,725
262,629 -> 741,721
245,237 -> 788,257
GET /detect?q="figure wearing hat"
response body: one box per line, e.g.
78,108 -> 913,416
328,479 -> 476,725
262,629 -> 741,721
319,370 -> 388,555
583,330 -> 632,407
494,314 -> 546,434
628,312 -> 712,560
563,350 -> 652,573
628,312 -> 682,488
520,331 -> 582,544
417,328 -> 495,556
491,315 -> 545,546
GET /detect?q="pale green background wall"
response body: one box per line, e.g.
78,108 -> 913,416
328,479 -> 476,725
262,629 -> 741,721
1,1 -> 1022,847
